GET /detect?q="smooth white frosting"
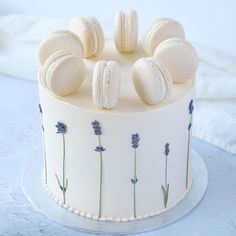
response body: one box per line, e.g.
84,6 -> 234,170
39,39 -> 195,221
44,176 -> 192,221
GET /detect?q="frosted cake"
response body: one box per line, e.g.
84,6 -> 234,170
38,10 -> 198,221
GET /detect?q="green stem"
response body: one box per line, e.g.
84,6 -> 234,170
186,115 -> 192,189
163,154 -> 169,208
55,174 -> 61,188
98,135 -> 103,218
62,134 -> 66,204
134,149 -> 137,218
165,155 -> 168,189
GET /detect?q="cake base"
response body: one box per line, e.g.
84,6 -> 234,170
21,149 -> 207,235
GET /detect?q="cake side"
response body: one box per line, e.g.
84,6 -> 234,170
39,80 -> 194,221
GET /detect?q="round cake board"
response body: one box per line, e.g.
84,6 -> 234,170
21,149 -> 208,235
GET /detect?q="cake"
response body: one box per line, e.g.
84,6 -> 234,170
38,11 -> 198,222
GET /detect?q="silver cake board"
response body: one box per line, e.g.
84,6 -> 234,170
21,149 -> 208,235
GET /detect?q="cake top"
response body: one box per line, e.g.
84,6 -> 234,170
39,39 -> 194,113
38,10 -> 198,113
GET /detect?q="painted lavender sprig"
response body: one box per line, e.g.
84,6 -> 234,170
162,143 -> 170,208
186,100 -> 194,189
91,120 -> 105,219
55,122 -> 68,204
39,104 -> 47,184
131,133 -> 140,218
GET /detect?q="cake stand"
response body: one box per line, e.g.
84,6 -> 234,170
21,149 -> 208,235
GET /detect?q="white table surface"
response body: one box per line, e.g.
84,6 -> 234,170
0,74 -> 236,236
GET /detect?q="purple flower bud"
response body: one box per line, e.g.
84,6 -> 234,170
39,104 -> 42,114
131,133 -> 140,149
131,176 -> 138,184
189,100 -> 194,115
164,143 -> 170,156
91,120 -> 102,135
188,123 -> 192,130
95,146 -> 106,152
55,122 -> 67,134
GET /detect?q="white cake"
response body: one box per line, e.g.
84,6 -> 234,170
38,39 -> 195,221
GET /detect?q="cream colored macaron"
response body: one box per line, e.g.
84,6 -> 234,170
153,38 -> 198,83
93,60 -> 121,109
114,9 -> 138,53
38,30 -> 84,65
69,16 -> 105,58
143,18 -> 185,55
40,50 -> 86,96
133,57 -> 173,105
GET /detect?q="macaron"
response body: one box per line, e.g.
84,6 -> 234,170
153,38 -> 198,83
69,16 -> 105,58
132,57 -> 173,105
114,9 -> 138,53
93,60 -> 121,109
38,30 -> 84,65
143,18 -> 185,55
40,50 -> 86,96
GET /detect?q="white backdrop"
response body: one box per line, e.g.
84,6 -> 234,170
0,0 -> 236,56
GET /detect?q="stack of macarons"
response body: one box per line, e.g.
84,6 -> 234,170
39,17 -> 106,97
133,17 -> 198,105
38,10 -> 198,109
69,16 -> 105,58
38,30 -> 85,97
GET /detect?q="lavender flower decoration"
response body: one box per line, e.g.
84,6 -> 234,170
164,143 -> 170,156
131,134 -> 140,149
39,104 -> 47,184
92,120 -> 102,135
56,122 -> 67,134
131,133 -> 140,218
55,122 -> 68,204
186,100 -> 194,189
91,120 -> 105,219
188,123 -> 192,130
95,146 -> 106,152
189,99 -> 194,114
162,143 -> 170,208
39,104 -> 43,114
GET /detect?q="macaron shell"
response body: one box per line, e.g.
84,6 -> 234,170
114,11 -> 124,52
89,17 -> 105,56
46,55 -> 85,96
149,57 -> 173,99
40,50 -> 71,88
45,54 -> 71,90
93,60 -> 107,108
114,10 -> 138,53
143,18 -> 185,55
69,18 -> 92,57
128,10 -> 138,52
69,17 -> 105,58
38,30 -> 84,65
133,58 -> 162,104
103,61 -> 121,109
93,60 -> 121,109
133,57 -> 172,104
154,38 -> 198,83
84,18 -> 97,56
